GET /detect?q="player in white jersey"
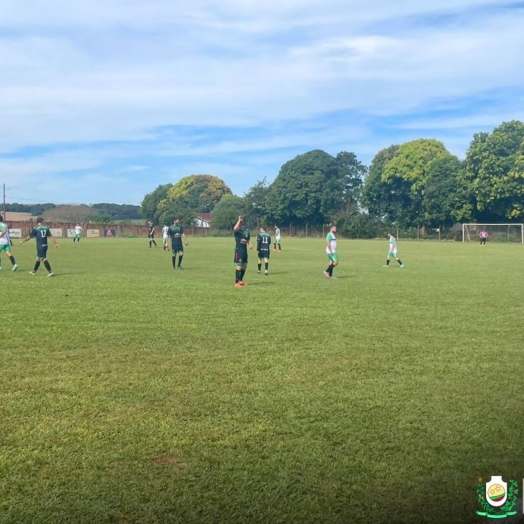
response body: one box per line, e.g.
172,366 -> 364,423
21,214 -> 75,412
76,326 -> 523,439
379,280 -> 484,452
323,225 -> 338,278
73,223 -> 82,243
273,225 -> 282,252
383,233 -> 404,268
0,215 -> 18,271
162,224 -> 170,251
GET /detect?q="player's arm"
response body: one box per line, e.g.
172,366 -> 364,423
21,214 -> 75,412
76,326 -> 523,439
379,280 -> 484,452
48,232 -> 59,249
0,228 -> 6,239
256,235 -> 261,252
326,237 -> 333,254
20,232 -> 33,244
182,232 -> 188,246
233,216 -> 243,232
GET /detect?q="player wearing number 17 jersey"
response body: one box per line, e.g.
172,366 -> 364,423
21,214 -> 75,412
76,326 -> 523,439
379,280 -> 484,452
256,227 -> 271,275
21,217 -> 59,276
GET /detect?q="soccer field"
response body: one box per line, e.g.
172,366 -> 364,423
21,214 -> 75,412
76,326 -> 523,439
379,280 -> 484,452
1,237 -> 524,524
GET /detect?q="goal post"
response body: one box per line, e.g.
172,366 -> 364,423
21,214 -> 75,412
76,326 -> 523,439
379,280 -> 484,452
462,223 -> 524,244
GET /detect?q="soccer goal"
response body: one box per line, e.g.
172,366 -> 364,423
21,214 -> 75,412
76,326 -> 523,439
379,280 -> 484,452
462,224 -> 524,243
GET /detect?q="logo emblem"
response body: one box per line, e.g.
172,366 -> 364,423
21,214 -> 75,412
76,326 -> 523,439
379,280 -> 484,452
476,476 -> 518,518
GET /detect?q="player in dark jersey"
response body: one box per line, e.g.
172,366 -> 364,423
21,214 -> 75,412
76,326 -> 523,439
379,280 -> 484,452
168,219 -> 188,269
233,216 -> 252,287
256,227 -> 271,275
148,222 -> 157,248
21,217 -> 59,276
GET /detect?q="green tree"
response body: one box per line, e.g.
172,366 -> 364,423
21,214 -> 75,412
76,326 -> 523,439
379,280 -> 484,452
141,184 -> 173,224
422,156 -> 468,227
212,195 -> 246,229
361,145 -> 400,220
462,120 -> 524,220
165,175 -> 232,213
243,178 -> 270,226
266,149 -> 364,226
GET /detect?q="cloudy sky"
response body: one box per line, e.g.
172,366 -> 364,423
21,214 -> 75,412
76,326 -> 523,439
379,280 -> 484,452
1,0 -> 524,205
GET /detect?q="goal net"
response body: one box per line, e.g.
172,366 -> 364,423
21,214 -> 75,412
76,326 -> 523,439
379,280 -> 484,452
462,223 -> 524,243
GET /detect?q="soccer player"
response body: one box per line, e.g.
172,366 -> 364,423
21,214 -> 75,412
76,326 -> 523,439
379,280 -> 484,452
323,225 -> 338,279
273,225 -> 282,252
256,227 -> 271,275
21,217 -> 59,276
383,233 -> 404,268
0,215 -> 18,272
479,229 -> 488,246
168,219 -> 187,269
162,224 -> 170,251
148,222 -> 157,248
73,223 -> 82,243
234,215 -> 252,287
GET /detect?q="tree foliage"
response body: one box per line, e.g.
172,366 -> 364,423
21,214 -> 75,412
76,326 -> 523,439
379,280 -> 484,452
166,175 -> 232,213
92,203 -> 141,220
266,150 -> 366,226
42,205 -> 96,223
141,184 -> 173,224
211,195 -> 246,229
462,120 -> 524,220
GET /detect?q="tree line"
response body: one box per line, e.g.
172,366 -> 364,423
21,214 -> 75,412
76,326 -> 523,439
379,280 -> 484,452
141,121 -> 524,236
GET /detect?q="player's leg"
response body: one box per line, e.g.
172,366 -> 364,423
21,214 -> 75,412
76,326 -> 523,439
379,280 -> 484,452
257,255 -> 262,273
30,256 -> 41,275
278,241 -> 281,252
171,247 -> 177,269
383,253 -> 393,267
264,255 -> 269,275
324,254 -> 334,277
177,252 -> 184,268
7,249 -> 18,271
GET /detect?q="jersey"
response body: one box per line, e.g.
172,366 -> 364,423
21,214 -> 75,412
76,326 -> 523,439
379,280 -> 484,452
169,225 -> 184,242
275,228 -> 281,240
30,225 -> 52,249
326,232 -> 337,254
162,226 -> 169,238
480,231 -> 488,238
74,225 -> 82,235
0,223 -> 10,245
235,229 -> 250,250
388,236 -> 398,255
257,233 -> 271,253
148,225 -> 155,237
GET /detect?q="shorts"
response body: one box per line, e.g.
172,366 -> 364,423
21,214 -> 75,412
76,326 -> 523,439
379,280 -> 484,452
162,236 -> 168,243
234,249 -> 248,266
258,250 -> 270,260
37,246 -> 48,260
75,234 -> 81,239
172,242 -> 184,254
388,251 -> 398,258
327,252 -> 339,263
148,234 -> 155,239
0,244 -> 12,253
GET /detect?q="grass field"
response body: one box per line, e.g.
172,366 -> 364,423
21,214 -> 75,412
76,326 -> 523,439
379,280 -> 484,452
1,237 -> 524,524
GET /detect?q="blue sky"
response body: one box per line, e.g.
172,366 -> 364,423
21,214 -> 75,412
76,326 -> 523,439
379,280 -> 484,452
1,0 -> 524,205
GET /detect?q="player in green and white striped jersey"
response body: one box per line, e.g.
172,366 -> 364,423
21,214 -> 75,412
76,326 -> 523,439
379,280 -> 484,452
383,233 -> 404,268
323,225 -> 338,279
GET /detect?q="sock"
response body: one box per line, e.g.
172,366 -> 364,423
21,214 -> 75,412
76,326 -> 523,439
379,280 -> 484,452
278,243 -> 281,251
33,260 -> 41,272
274,243 -> 276,250
149,241 -> 152,247
397,259 -> 403,265
240,269 -> 246,281
10,255 -> 16,265
153,240 -> 157,246
257,263 -> 261,271
172,256 -> 176,268
178,256 -> 183,267
328,265 -> 334,276
43,260 -> 52,273
265,263 -> 268,271
386,259 -> 390,266
325,265 -> 331,273
235,269 -> 241,283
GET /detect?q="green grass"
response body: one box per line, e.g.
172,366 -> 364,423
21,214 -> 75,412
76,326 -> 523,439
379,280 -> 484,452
1,237 -> 524,524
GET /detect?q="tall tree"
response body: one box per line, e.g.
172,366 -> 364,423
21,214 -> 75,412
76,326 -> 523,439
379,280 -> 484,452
212,195 -> 246,229
141,184 -> 173,224
243,178 -> 270,226
266,149 -> 365,226
462,120 -> 524,221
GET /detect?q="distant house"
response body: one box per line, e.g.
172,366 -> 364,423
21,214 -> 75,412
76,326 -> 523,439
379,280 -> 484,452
195,213 -> 212,228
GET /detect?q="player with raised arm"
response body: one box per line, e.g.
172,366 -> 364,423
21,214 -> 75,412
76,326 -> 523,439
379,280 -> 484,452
162,224 -> 170,251
0,215 -> 18,272
21,217 -> 59,277
273,225 -> 282,252
234,216 -> 252,287
73,223 -> 82,243
323,225 -> 338,279
383,233 -> 404,268
168,219 -> 188,269
256,227 -> 271,275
